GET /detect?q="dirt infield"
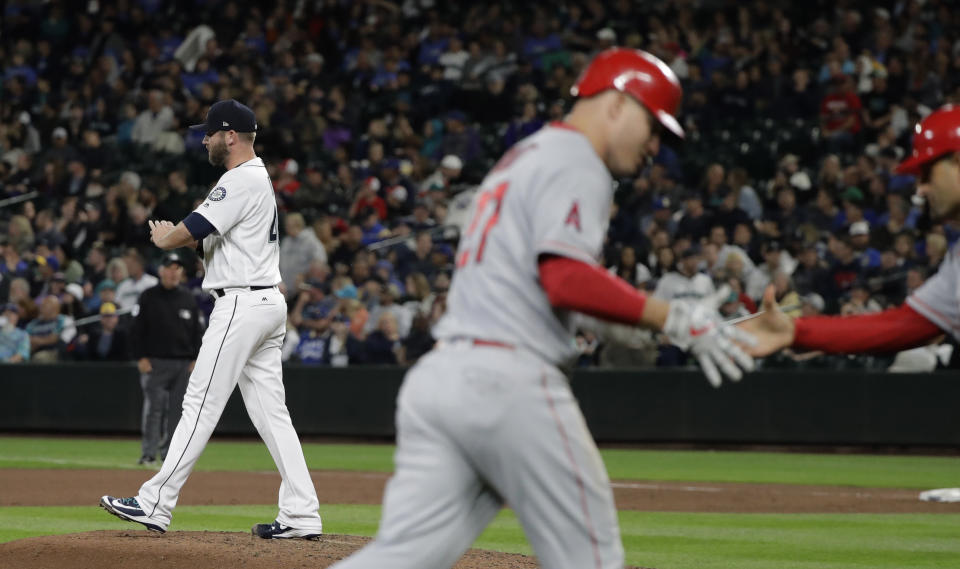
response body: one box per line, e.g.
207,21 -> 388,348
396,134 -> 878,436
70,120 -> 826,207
0,531 -> 559,569
2,468 -> 958,513
2,468 -> 958,569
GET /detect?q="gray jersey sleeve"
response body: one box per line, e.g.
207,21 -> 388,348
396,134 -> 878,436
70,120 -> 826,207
530,168 -> 611,264
906,247 -> 960,339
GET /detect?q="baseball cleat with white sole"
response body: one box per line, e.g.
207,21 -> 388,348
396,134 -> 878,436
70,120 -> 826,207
251,520 -> 322,540
99,495 -> 167,533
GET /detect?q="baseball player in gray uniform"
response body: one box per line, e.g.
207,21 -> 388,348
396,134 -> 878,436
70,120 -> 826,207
740,103 -> 960,503
331,49 -> 755,569
100,99 -> 324,539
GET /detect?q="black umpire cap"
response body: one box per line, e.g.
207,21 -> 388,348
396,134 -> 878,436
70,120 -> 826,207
189,99 -> 257,135
161,252 -> 183,267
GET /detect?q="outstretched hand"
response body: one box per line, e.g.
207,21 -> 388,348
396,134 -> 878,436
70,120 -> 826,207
663,286 -> 757,388
734,285 -> 796,357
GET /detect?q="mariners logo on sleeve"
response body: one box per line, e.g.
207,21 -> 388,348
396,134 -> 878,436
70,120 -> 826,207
208,186 -> 227,201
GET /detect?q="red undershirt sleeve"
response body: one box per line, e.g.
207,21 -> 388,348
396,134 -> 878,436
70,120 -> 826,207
792,303 -> 944,354
538,254 -> 647,325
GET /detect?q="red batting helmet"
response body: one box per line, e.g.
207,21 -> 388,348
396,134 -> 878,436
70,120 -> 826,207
896,105 -> 960,175
571,48 -> 684,138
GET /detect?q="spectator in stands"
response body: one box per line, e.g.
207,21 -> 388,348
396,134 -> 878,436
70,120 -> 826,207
820,75 -> 862,152
0,303 -> 30,363
361,312 -> 403,365
7,277 -> 37,322
746,240 -> 795,301
676,194 -> 710,242
279,213 -> 327,299
420,155 -> 463,196
828,236 -> 862,302
849,221 -> 881,269
25,295 -> 69,363
76,301 -> 130,361
84,245 -> 109,288
608,246 -> 652,288
800,293 -> 826,317
290,279 -> 337,337
131,90 -> 174,146
653,246 -> 715,301
115,250 -> 158,309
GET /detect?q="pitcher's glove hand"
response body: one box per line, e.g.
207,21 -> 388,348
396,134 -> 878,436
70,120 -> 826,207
662,287 -> 757,388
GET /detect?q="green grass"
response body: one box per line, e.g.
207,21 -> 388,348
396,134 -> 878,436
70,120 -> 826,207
601,449 -> 960,489
2,505 -> 958,569
0,437 -> 396,473
1,437 -> 958,488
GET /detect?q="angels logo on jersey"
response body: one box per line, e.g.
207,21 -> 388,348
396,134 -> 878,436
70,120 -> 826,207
564,201 -> 581,232
208,186 -> 227,201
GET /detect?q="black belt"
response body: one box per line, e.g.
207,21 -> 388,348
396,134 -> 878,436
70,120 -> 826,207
212,285 -> 274,298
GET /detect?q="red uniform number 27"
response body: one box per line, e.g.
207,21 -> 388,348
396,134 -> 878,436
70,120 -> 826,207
457,181 -> 509,267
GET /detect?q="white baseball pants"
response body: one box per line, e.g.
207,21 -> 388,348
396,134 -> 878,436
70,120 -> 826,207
136,288 -> 322,531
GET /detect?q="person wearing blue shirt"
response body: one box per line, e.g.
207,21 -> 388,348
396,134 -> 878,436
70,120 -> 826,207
849,221 -> 882,269
0,304 -> 30,363
25,296 -> 69,363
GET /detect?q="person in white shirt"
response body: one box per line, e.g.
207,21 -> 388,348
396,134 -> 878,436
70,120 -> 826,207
653,245 -> 715,301
115,250 -> 158,309
279,212 -> 327,298
131,90 -> 175,146
746,240 -> 797,301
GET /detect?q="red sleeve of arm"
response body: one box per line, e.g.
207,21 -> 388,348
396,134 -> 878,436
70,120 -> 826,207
792,303 -> 944,354
538,255 -> 646,325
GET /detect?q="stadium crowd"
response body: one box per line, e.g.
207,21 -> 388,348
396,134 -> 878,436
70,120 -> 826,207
2,0 -> 960,370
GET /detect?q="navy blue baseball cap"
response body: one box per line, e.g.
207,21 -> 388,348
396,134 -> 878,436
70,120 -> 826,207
189,99 -> 258,135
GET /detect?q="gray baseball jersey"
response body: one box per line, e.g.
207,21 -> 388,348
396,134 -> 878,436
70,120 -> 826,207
906,244 -> 960,339
434,124 -> 613,365
332,123 -> 626,569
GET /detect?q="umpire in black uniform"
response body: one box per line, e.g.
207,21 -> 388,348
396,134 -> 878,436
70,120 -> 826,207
131,252 -> 202,465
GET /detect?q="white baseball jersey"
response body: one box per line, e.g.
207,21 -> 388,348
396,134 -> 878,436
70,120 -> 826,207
652,271 -> 715,301
906,243 -> 960,339
133,154 -> 322,533
193,157 -> 281,290
434,123 -> 613,365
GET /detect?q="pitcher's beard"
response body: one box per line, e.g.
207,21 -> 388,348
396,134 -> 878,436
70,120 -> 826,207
208,141 -> 228,166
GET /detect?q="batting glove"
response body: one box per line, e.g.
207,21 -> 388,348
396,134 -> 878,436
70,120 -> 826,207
662,287 -> 757,388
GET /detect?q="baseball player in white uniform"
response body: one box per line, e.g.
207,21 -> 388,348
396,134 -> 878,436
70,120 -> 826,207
100,99 -> 324,539
740,104 -> 960,503
331,49 -> 755,569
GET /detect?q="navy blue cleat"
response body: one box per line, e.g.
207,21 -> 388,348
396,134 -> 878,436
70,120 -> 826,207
251,520 -> 322,540
99,495 -> 167,533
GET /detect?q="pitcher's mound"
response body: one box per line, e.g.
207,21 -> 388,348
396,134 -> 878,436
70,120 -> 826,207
1,530 -> 549,569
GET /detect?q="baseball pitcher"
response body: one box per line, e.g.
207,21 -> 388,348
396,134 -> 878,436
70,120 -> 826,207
100,100 -> 324,539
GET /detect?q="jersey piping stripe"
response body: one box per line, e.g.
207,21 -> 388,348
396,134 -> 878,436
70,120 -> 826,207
906,295 -> 960,334
540,372 -> 602,569
148,296 -> 239,519
536,240 -> 598,264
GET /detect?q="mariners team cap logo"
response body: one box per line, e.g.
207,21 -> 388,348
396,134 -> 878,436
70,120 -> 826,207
189,99 -> 258,135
